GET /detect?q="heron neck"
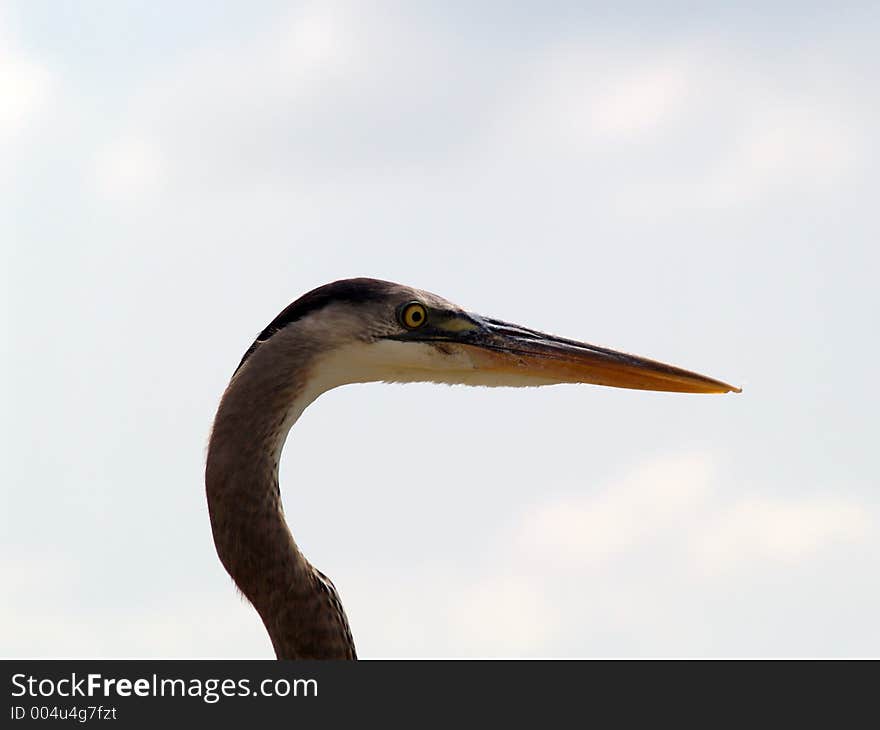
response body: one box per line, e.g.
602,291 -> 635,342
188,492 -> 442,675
205,351 -> 355,659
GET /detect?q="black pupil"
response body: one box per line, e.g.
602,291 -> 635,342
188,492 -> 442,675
410,309 -> 423,322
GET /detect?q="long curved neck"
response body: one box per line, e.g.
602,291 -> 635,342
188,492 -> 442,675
205,344 -> 356,659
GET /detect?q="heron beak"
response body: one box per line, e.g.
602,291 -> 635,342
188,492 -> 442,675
458,316 -> 741,394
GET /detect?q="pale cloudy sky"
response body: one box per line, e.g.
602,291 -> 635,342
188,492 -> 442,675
2,1 -> 878,657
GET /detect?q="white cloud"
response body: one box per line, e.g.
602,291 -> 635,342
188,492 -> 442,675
343,452 -> 874,656
85,10 -> 871,221
701,103 -> 862,208
493,40 -> 868,216
93,135 -> 165,204
493,45 -> 698,158
341,566 -> 558,658
517,452 -> 870,575
0,53 -> 51,140
697,496 -> 871,569
277,3 -> 355,77
0,12 -> 55,169
519,453 -> 713,567
447,574 -> 555,656
87,0 -> 492,203
591,61 -> 692,136
0,553 -> 270,657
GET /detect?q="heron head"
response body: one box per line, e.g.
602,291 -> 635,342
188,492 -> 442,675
234,278 -> 739,396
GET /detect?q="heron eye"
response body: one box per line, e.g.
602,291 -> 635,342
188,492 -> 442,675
400,302 -> 428,329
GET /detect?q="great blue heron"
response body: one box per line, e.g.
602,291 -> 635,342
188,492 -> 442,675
206,278 -> 739,659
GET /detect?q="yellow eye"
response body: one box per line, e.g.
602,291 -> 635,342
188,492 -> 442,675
399,302 -> 428,329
